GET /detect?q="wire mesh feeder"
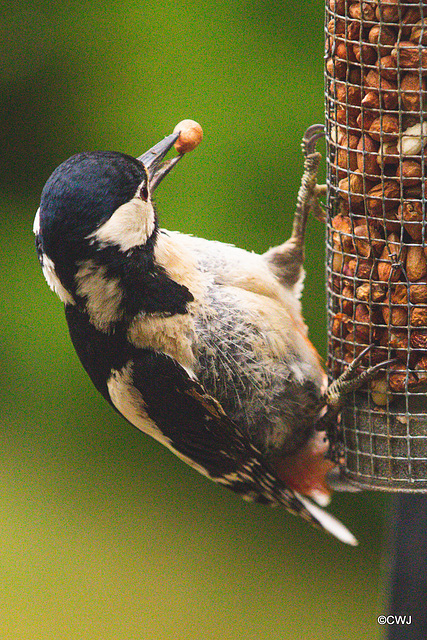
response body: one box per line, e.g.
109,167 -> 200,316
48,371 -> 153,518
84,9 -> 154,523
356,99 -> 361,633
325,0 -> 427,491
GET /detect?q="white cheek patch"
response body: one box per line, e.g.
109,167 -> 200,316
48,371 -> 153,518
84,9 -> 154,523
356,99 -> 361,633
88,196 -> 155,252
35,208 -> 75,306
40,254 -> 75,305
33,207 -> 41,235
75,259 -> 124,330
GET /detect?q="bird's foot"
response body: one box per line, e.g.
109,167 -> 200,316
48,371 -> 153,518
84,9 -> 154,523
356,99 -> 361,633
325,345 -> 397,411
318,346 -> 397,462
299,124 -> 327,224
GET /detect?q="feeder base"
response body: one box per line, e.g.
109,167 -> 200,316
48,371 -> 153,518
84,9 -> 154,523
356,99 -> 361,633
341,392 -> 427,493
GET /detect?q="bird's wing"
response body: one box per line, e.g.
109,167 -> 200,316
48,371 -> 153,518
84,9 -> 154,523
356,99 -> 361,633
108,349 -> 357,545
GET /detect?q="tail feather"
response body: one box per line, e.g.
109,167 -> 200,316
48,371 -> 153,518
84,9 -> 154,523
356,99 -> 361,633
219,451 -> 358,545
294,492 -> 358,546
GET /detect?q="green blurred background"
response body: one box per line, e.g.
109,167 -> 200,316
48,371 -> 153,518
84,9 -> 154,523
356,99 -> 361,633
1,1 -> 390,638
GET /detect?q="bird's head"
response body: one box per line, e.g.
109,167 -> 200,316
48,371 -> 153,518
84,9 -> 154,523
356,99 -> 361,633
34,131 -> 188,321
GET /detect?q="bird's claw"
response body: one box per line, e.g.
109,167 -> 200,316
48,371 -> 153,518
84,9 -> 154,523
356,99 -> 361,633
302,124 -> 325,157
326,346 -> 397,411
299,125 -> 327,224
317,346 -> 397,463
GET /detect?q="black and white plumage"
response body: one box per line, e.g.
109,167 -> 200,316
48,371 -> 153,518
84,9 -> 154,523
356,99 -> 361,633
34,126 -> 357,545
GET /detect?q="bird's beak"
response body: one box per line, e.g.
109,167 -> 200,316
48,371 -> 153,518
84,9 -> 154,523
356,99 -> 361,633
138,132 -> 183,192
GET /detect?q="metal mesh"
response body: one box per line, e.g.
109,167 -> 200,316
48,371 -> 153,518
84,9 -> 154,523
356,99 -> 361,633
325,0 -> 427,490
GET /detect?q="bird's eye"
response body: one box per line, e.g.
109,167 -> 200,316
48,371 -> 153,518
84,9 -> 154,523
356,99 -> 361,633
139,184 -> 149,202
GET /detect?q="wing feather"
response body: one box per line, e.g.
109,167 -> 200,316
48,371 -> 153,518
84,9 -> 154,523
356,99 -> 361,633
126,350 -> 357,544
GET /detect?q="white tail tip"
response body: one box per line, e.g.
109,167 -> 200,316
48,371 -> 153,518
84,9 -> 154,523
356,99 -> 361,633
296,493 -> 358,546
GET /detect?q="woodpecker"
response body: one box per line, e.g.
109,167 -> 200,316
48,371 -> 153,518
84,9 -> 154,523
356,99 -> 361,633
34,122 -> 375,545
